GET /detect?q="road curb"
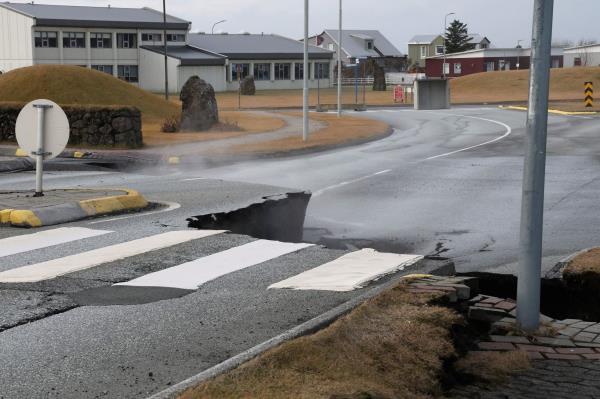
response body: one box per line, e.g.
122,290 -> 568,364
545,248 -> 593,279
499,105 -> 597,116
146,257 -> 454,399
1,189 -> 148,228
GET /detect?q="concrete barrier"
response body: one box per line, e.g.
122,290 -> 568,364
413,79 -> 450,110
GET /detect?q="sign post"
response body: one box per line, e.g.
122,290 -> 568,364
585,82 -> 593,108
16,99 -> 69,197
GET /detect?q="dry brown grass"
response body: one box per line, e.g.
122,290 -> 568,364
143,111 -> 287,147
180,284 -> 460,399
215,87 -> 400,110
565,248 -> 600,276
229,112 -> 390,155
453,351 -> 531,385
451,67 -> 600,104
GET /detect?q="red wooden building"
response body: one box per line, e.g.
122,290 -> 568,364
425,48 -> 564,78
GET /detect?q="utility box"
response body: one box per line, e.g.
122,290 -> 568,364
413,79 -> 450,110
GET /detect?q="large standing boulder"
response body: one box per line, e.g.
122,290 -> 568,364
240,76 -> 256,95
372,62 -> 387,91
180,76 -> 219,131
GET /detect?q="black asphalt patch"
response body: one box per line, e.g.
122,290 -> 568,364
70,285 -> 194,306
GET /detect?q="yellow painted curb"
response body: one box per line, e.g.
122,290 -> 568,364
8,210 -> 42,228
15,148 -> 28,157
73,151 -> 85,158
500,105 -> 597,116
79,189 -> 148,217
0,209 -> 14,224
168,156 -> 180,165
402,274 -> 434,282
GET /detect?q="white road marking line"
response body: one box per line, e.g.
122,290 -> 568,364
0,230 -> 226,283
0,227 -> 112,258
313,169 -> 391,197
88,201 -> 181,225
116,240 -> 314,290
424,114 -> 513,161
180,177 -> 212,182
269,249 -> 423,292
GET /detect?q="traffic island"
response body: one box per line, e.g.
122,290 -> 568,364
0,188 -> 148,227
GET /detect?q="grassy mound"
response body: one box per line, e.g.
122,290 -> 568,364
451,66 -> 600,103
0,65 -> 178,119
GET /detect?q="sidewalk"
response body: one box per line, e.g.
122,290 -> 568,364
0,189 -> 148,227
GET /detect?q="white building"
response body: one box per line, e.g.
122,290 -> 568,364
564,44 -> 600,68
0,2 -> 334,92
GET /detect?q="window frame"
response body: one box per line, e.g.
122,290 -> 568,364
231,63 -> 250,81
141,33 -> 162,42
166,33 -> 186,42
253,63 -> 271,81
34,31 -> 58,48
92,65 -> 114,75
315,62 -> 330,79
117,65 -> 139,83
117,33 -> 138,49
453,63 -> 462,75
90,33 -> 112,49
274,63 -> 291,80
63,32 -> 85,49
420,45 -> 427,58
294,62 -> 312,80
435,45 -> 444,55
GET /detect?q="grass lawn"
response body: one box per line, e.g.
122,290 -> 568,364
229,111 -> 391,155
180,284 -> 460,399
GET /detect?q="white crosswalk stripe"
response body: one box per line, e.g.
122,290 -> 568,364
0,227 -> 112,258
0,230 -> 226,283
269,249 -> 423,291
116,240 -> 314,290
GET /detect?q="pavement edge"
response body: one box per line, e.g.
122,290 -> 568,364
146,257 -> 454,399
1,189 -> 148,228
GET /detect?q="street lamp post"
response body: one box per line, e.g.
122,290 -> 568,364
302,0 -> 309,142
337,0 -> 343,118
163,0 -> 169,101
442,12 -> 455,78
211,19 -> 226,34
516,39 -> 524,70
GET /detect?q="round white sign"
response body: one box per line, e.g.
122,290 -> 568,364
16,99 -> 69,160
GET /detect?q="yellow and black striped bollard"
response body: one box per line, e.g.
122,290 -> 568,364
585,81 -> 594,108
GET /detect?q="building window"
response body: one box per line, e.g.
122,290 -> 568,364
315,62 -> 330,79
34,31 -> 58,48
117,33 -> 137,49
92,65 -> 114,75
574,57 -> 582,67
231,63 -> 250,81
254,63 -> 271,81
141,33 -> 162,42
435,45 -> 444,55
453,63 -> 462,74
117,65 -> 138,82
481,43 -> 488,49
63,32 -> 85,48
485,61 -> 495,72
366,40 -> 374,50
274,63 -> 291,80
328,43 -> 335,51
420,45 -> 427,58
91,33 -> 112,49
294,63 -> 311,80
167,34 -> 186,42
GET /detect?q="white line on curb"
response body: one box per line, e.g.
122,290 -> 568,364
88,201 -> 181,225
269,249 -> 423,291
0,230 -> 225,283
0,227 -> 112,258
116,240 -> 314,290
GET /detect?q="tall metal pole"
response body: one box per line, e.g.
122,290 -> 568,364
517,39 -> 523,70
516,0 -> 554,332
33,104 -> 51,197
337,0 -> 342,117
163,0 -> 169,101
212,19 -> 226,34
303,0 -> 309,142
442,12 -> 455,79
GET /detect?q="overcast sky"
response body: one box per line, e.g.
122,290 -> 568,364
32,0 -> 599,50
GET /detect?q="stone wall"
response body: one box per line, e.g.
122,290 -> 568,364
0,103 -> 143,148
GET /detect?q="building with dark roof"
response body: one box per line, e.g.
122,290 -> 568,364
188,33 -> 334,91
0,2 -> 334,92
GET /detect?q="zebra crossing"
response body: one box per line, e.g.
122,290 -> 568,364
0,227 -> 423,292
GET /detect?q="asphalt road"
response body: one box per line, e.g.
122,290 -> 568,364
1,106 -> 599,398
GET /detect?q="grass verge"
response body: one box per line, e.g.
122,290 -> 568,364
179,284 -> 461,399
229,112 -> 390,155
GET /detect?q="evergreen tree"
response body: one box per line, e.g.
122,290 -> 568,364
445,20 -> 473,54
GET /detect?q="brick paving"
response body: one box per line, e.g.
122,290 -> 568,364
448,360 -> 600,398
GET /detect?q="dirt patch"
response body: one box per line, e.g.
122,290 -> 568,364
563,248 -> 600,295
142,111 -> 286,147
230,112 -> 390,155
564,248 -> 600,276
179,284 -> 461,399
215,87 -> 400,110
